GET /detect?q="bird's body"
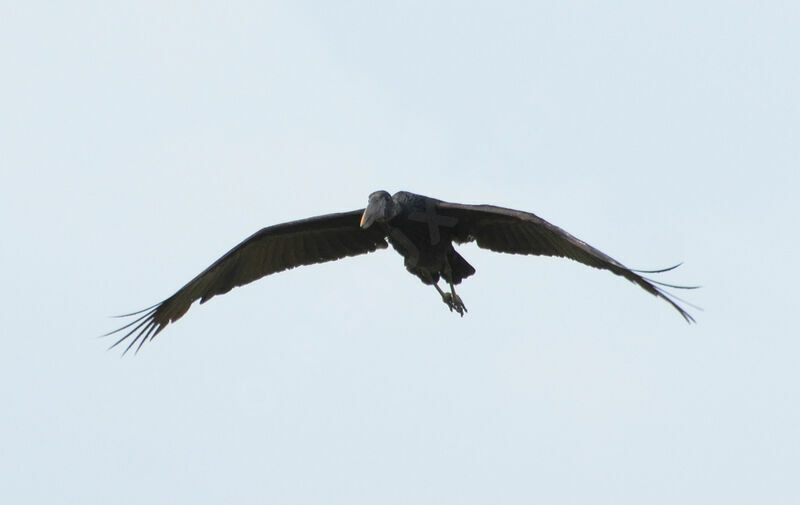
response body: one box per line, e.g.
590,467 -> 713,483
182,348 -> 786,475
108,190 -> 696,354
381,191 -> 475,287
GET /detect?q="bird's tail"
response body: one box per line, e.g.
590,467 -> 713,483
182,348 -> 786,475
447,250 -> 476,285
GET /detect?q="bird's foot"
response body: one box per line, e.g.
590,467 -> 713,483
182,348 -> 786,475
442,293 -> 468,317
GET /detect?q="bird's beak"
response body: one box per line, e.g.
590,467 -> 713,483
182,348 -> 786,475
360,208 -> 377,229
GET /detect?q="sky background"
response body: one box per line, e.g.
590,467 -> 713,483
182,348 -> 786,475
2,1 -> 799,504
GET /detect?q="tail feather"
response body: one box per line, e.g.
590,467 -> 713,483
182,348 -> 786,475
447,249 -> 476,284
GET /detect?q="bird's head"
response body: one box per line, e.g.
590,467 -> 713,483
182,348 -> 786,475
360,190 -> 397,229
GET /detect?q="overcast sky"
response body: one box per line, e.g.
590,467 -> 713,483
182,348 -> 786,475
2,1 -> 798,504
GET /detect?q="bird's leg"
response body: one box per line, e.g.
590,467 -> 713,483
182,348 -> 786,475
432,281 -> 455,313
448,281 -> 467,317
442,256 -> 467,317
423,268 -> 465,316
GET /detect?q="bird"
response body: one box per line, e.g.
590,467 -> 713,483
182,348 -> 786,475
107,190 -> 696,354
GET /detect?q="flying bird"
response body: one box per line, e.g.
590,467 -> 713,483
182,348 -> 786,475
107,190 -> 696,354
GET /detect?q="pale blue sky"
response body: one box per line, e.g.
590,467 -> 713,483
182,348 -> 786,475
2,1 -> 798,504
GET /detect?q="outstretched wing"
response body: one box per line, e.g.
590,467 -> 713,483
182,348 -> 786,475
107,209 -> 388,354
437,201 -> 696,322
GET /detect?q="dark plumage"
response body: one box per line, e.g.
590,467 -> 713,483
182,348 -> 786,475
107,190 -> 696,354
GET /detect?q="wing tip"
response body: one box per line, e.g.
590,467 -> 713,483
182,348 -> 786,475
103,303 -> 165,356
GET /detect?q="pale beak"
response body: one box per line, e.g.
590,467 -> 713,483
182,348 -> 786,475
360,209 -> 368,228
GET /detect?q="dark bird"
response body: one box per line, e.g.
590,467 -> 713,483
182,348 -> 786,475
107,190 -> 696,354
